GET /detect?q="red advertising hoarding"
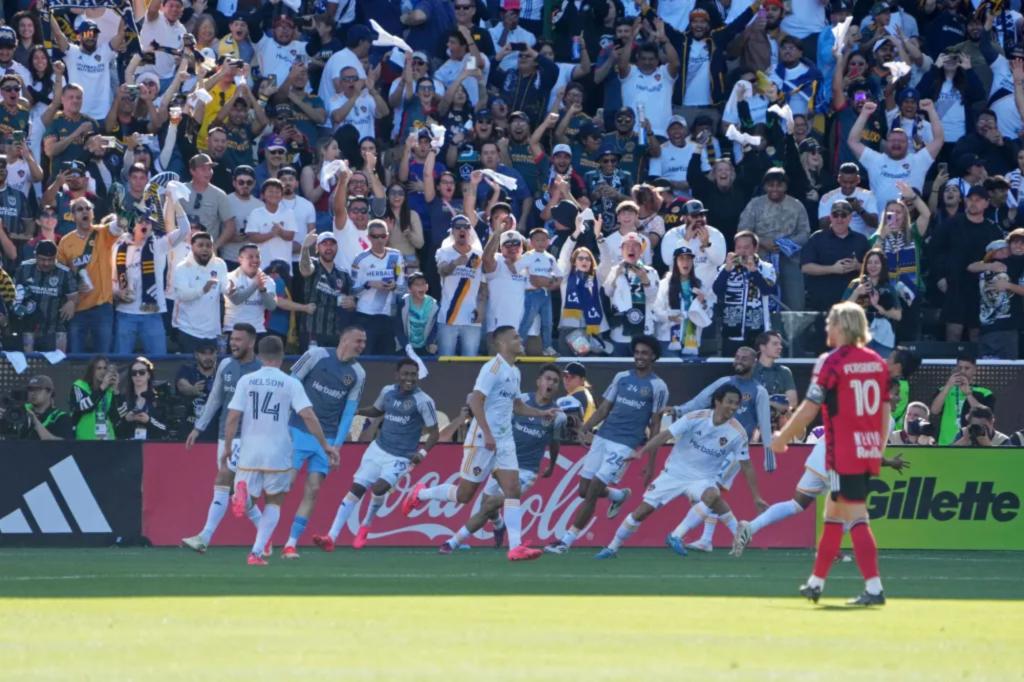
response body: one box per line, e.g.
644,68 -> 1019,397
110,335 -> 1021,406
143,443 -> 814,548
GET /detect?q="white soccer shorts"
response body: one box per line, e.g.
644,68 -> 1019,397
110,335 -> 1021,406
642,470 -> 717,509
796,440 -> 829,497
460,432 -> 517,483
580,435 -> 634,485
217,438 -> 241,473
234,469 -> 292,497
353,441 -> 411,488
482,468 -> 538,498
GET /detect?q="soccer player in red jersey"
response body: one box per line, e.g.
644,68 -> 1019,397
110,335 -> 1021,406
771,302 -> 891,606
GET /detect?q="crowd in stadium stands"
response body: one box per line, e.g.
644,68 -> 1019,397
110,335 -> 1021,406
0,3 -> 1023,371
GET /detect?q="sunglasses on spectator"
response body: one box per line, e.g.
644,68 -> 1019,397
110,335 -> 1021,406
268,149 -> 286,155
131,369 -> 149,376
73,206 -> 92,213
388,188 -> 406,196
369,233 -> 388,239
349,206 -> 369,214
235,177 -> 254,185
412,59 -> 426,65
340,75 -> 358,82
1,85 -> 19,93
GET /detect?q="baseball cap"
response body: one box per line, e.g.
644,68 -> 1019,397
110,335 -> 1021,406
673,245 -> 695,258
829,0 -> 853,12
769,394 -> 790,411
563,361 -> 587,378
798,138 -> 822,153
278,166 -> 298,177
985,239 -> 1009,253
621,232 -> 644,247
831,199 -> 853,215
967,185 -> 990,200
35,239 -> 57,257
27,375 -> 54,391
262,134 -> 288,151
64,160 -> 86,176
195,338 -> 218,353
763,167 -> 788,184
577,122 -> 601,139
958,153 -> 983,171
77,19 -> 100,34
450,214 -> 472,231
0,27 -> 16,46
689,8 -> 710,20
502,0 -> 522,10
411,50 -> 430,63
233,164 -> 256,178
347,24 -> 377,45
552,143 -> 572,156
873,36 -> 893,52
683,199 -> 708,216
870,1 -> 892,15
135,72 -> 160,87
598,141 -> 622,159
316,232 -> 338,246
838,161 -> 861,174
0,73 -> 22,88
500,230 -> 525,246
189,153 -> 216,169
897,87 -> 919,102
509,110 -> 530,123
667,114 -> 688,129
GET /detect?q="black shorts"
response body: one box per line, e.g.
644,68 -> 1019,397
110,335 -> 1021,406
829,471 -> 871,502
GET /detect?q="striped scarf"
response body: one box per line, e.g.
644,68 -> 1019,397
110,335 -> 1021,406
562,270 -> 603,334
116,238 -> 158,312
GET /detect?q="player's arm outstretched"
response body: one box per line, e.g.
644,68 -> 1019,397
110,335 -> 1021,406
513,396 -> 560,420
438,404 -> 471,442
297,406 -> 339,467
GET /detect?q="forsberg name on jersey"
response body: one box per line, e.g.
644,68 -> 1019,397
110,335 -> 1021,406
842,361 -> 885,375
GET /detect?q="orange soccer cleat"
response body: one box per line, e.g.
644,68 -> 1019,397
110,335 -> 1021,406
352,526 -> 370,549
247,552 -> 267,566
401,482 -> 426,516
507,545 -> 542,562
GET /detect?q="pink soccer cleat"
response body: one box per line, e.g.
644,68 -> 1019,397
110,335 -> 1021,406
352,526 -> 370,549
401,482 -> 426,516
263,541 -> 273,558
507,545 -> 542,562
231,481 -> 248,518
247,552 -> 267,566
312,534 -> 335,552
282,546 -> 299,560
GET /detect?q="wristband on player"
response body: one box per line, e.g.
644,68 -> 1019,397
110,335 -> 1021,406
416,447 -> 427,460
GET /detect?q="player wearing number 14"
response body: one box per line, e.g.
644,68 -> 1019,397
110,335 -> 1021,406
772,302 -> 890,605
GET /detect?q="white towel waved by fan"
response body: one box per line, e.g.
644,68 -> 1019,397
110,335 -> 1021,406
371,19 -> 412,54
725,125 -> 762,148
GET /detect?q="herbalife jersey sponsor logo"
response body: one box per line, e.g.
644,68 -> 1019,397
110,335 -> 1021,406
0,456 -> 112,534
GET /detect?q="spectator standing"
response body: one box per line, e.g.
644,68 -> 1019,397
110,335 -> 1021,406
172,231 -> 229,353
225,165 -> 262,270
556,210 -> 607,355
737,168 -> 810,311
752,330 -> 797,407
800,199 -> 870,312
43,86 -> 99,181
652,245 -> 711,355
660,199 -> 727,290
223,244 -> 277,335
970,239 -> 1024,359
70,356 -> 120,441
869,187 -> 931,341
175,339 -> 218,443
56,197 -> 122,353
847,99 -> 943,207
254,12 -> 307,87
182,153 -> 235,255
112,201 -> 188,356
383,182 -> 424,271
245,178 -> 297,275
714,230 -> 777,356
352,220 -> 406,354
114,356 -> 168,441
490,0 -> 537,72
435,214 -> 484,356
395,271 -> 439,355
482,227 -> 528,342
818,163 -> 879,238
298,231 -> 356,348
604,232 -> 659,354
929,352 -> 995,445
140,0 -> 187,86
12,240 -> 77,352
617,19 -> 679,138
278,166 -> 316,274
769,36 -> 823,117
518,227 -> 561,356
48,18 -> 124,123
843,248 -> 902,356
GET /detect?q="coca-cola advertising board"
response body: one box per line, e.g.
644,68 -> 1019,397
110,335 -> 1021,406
143,443 -> 814,548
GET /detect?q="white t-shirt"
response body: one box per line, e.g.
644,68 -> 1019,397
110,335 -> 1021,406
519,249 -> 561,291
664,409 -> 749,481
648,141 -> 697,186
489,25 -> 537,71
858,146 -> 935,207
818,187 -> 879,238
935,78 -> 967,142
6,158 -> 31,197
139,13 -> 186,79
328,90 -> 376,139
659,225 -> 726,290
65,43 -> 117,121
281,195 -> 315,263
226,193 -> 264,263
318,48 -> 367,111
436,56 -> 491,108
437,245 -> 484,327
247,205 -> 298,273
468,354 -> 521,440
223,268 -> 270,332
255,36 -> 309,87
683,40 -> 712,106
620,64 -> 676,137
781,0 -> 828,38
485,258 -> 527,331
989,56 -> 1020,140
333,217 -> 370,273
227,366 -> 312,471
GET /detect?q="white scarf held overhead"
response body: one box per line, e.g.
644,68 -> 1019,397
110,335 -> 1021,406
832,16 -> 853,58
371,19 -> 413,54
319,159 -> 348,190
725,124 -> 762,148
884,60 -> 911,84
480,169 -> 518,191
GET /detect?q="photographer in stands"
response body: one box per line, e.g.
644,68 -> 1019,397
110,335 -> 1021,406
952,406 -> 1008,447
0,375 -> 72,440
889,401 -> 936,446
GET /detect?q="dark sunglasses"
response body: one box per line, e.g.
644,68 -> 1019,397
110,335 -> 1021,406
1,85 -> 19,93
73,206 -> 92,213
268,149 -> 286,155
388,188 -> 406,196
349,206 -> 369,214
369,233 -> 388,239
340,75 -> 358,82
131,369 -> 149,376
235,177 -> 254,185
831,211 -> 851,218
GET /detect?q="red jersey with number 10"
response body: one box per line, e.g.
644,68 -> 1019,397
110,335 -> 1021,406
807,345 -> 889,475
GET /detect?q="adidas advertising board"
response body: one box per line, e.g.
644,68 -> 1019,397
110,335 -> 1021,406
0,443 -> 142,547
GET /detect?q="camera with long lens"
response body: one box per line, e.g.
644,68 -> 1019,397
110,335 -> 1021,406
967,422 -> 988,442
0,388 -> 30,436
906,419 -> 934,438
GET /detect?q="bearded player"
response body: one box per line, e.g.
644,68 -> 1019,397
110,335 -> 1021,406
771,302 -> 890,606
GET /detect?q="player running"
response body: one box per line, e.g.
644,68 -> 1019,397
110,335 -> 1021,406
280,327 -> 366,558
312,358 -> 440,551
730,394 -> 908,558
594,384 -> 748,559
664,346 -> 770,554
222,336 -> 338,565
770,302 -> 891,605
437,363 -> 565,553
181,323 -> 262,553
400,326 -> 559,561
545,335 -> 669,555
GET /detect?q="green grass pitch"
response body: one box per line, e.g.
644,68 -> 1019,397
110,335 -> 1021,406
1,547 -> 1021,681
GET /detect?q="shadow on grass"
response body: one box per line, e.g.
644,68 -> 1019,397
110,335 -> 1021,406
0,548 -> 1021,600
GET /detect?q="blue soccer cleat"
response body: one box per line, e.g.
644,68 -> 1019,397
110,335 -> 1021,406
594,547 -> 618,559
665,533 -> 688,557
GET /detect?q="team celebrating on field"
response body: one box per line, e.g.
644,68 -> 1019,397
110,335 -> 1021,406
181,301 -> 892,605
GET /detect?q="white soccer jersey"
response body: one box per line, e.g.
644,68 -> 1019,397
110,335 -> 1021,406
467,355 -> 521,441
664,409 -> 748,481
227,366 -> 312,472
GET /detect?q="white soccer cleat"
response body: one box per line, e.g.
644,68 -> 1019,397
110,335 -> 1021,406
685,539 -> 713,553
607,488 -> 631,519
730,521 -> 752,557
181,535 -> 207,554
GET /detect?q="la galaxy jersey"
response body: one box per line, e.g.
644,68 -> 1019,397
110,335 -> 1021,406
288,347 -> 366,440
372,384 -> 439,459
228,366 -> 312,471
512,393 -> 566,473
196,356 -> 262,438
596,369 -> 669,448
468,355 -> 521,441
664,409 -> 749,482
